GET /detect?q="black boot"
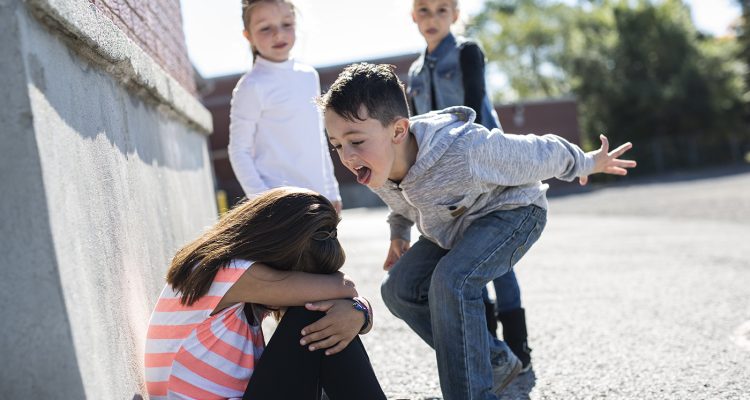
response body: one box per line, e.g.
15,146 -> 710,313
484,298 -> 498,338
498,308 -> 532,372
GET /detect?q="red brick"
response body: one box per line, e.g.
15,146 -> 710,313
83,0 -> 197,94
130,0 -> 147,21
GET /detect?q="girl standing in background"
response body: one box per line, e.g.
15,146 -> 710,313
229,0 -> 342,212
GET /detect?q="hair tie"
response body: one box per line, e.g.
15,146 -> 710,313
311,228 -> 337,241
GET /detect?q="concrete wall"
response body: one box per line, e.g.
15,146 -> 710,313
0,0 -> 215,398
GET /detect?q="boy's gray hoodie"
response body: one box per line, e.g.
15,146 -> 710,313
372,106 -> 595,249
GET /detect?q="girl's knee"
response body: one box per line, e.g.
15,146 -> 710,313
279,306 -> 325,330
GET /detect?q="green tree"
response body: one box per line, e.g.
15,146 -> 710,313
588,0 -> 745,169
736,0 -> 750,69
469,0 -> 577,102
735,0 -> 750,115
472,0 -> 747,172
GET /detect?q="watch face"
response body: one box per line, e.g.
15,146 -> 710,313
352,300 -> 370,332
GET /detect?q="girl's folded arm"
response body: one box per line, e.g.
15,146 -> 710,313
221,262 -> 357,308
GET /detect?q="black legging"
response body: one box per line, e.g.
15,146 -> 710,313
243,306 -> 386,400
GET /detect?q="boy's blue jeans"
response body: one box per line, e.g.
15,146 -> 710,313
381,205 -> 546,400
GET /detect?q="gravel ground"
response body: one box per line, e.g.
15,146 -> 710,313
335,167 -> 750,400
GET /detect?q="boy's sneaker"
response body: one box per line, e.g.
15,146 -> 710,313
492,353 -> 522,395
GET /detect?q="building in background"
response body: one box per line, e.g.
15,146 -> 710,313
201,53 -> 581,209
0,0 -> 215,398
496,98 -> 580,144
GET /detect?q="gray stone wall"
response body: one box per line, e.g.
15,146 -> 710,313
0,0 -> 215,398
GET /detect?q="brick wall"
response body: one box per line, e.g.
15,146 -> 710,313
89,0 -> 197,94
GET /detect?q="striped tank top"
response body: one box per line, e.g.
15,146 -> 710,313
144,259 -> 265,400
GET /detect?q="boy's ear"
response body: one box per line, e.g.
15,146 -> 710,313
242,30 -> 253,45
392,118 -> 410,144
452,9 -> 460,24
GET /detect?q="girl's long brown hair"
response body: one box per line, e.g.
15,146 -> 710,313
166,187 -> 344,306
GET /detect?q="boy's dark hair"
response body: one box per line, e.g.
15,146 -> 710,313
318,63 -> 410,126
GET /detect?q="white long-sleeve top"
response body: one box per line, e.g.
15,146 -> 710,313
228,57 -> 341,202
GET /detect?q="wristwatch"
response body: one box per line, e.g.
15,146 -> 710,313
352,297 -> 372,334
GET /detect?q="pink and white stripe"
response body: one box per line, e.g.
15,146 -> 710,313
145,259 -> 264,400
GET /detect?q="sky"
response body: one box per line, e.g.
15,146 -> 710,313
180,0 -> 742,79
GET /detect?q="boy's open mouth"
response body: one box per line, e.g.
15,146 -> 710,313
355,166 -> 371,185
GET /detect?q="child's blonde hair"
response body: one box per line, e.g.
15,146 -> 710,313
241,0 -> 297,61
412,0 -> 459,9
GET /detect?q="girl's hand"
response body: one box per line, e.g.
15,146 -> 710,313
299,299 -> 364,355
580,135 -> 637,185
383,239 -> 410,271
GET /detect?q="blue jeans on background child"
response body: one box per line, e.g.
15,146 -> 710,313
492,270 -> 521,313
381,205 -> 546,400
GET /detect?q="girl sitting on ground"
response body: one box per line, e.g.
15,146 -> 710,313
144,187 -> 385,400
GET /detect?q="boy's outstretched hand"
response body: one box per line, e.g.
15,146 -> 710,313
580,134 -> 637,185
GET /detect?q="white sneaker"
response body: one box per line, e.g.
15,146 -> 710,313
492,353 -> 522,395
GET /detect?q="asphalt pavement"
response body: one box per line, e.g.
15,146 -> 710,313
337,167 -> 750,400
